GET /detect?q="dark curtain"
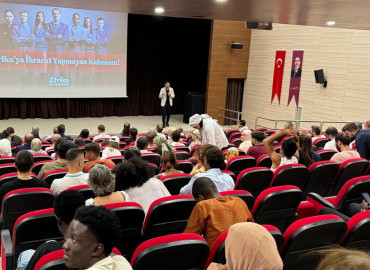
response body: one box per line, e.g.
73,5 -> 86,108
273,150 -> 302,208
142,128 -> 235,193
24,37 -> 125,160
0,14 -> 211,119
225,78 -> 245,125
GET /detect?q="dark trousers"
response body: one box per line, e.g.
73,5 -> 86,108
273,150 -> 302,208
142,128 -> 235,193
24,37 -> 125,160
162,104 -> 171,126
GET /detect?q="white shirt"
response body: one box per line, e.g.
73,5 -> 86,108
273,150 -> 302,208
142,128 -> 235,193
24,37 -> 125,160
51,171 -> 89,195
86,255 -> 132,270
102,147 -> 122,159
324,139 -> 338,152
271,156 -> 298,173
93,133 -> 110,142
170,142 -> 186,147
200,117 -> 229,149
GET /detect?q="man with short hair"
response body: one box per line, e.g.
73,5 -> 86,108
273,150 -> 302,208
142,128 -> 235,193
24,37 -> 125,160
0,151 -> 48,211
45,133 -> 61,153
342,122 -> 370,160
31,124 -> 41,139
24,190 -> 85,270
324,127 -> 339,151
123,147 -> 141,161
93,125 -> 110,142
246,131 -> 267,159
45,8 -> 68,53
14,133 -> 34,155
124,127 -> 138,145
83,143 -> 115,173
180,148 -> 234,194
237,120 -> 248,132
146,130 -> 157,149
6,127 -> 15,137
159,81 -> 175,127
330,134 -> 361,163
94,17 -> 109,55
136,137 -> 151,154
12,10 -> 33,51
154,124 -> 165,138
57,124 -> 71,140
184,177 -> 253,246
51,148 -> 89,195
38,141 -> 77,179
311,125 -> 324,142
170,130 -> 185,147
365,121 -> 370,130
63,206 -> 132,269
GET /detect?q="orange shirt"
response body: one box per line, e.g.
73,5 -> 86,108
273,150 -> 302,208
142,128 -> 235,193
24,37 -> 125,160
184,196 -> 254,247
83,159 -> 116,173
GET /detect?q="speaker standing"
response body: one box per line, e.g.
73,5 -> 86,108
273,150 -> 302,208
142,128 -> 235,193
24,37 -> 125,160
159,81 -> 175,127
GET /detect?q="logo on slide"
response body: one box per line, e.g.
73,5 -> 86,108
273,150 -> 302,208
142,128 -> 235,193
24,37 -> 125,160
49,77 -> 70,86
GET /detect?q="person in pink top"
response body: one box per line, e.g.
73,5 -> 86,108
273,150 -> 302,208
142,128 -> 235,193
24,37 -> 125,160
330,134 -> 360,163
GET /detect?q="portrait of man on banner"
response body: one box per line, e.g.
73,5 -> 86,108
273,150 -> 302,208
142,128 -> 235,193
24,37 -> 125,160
288,50 -> 304,107
291,56 -> 302,78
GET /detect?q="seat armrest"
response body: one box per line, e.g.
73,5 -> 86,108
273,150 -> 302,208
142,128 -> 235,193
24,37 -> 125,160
1,229 -> 14,270
307,193 -> 335,209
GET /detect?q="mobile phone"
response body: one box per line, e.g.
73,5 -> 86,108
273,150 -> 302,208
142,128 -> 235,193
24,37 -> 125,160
362,192 -> 370,205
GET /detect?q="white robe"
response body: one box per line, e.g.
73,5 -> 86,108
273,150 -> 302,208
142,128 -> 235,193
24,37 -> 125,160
200,117 -> 229,149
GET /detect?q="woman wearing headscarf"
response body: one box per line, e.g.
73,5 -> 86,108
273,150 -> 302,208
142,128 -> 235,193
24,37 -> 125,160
0,139 -> 12,157
225,147 -> 239,162
238,129 -> 252,153
207,222 -> 283,270
153,135 -> 175,155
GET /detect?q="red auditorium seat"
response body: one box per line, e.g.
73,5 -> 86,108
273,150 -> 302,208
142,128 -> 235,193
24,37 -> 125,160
32,160 -> 53,176
0,157 -> 15,165
205,231 -> 227,269
221,144 -> 236,151
228,132 -> 241,142
66,185 -> 95,200
261,224 -> 284,250
219,190 -> 254,210
279,136 -> 290,146
255,127 -> 267,132
33,154 -> 53,163
119,142 -> 127,148
230,138 -> 242,147
0,163 -> 17,176
160,174 -> 192,195
235,167 -> 273,198
105,202 -> 145,259
341,210 -> 370,249
173,150 -> 190,160
280,215 -> 347,270
142,195 -> 196,239
0,188 -> 54,234
330,158 -> 369,195
1,208 -> 62,270
190,144 -> 201,157
225,156 -> 256,176
256,154 -> 272,168
304,161 -> 339,196
312,138 -> 329,150
263,130 -> 275,136
43,169 -> 68,186
105,155 -> 124,165
141,152 -> 161,167
130,233 -> 209,270
273,145 -> 281,153
0,172 -> 36,189
174,145 -> 190,153
225,129 -> 239,140
251,186 -> 302,232
270,164 -> 308,189
221,170 -> 236,182
40,144 -> 53,151
46,148 -> 55,156
316,149 -> 337,161
94,137 -> 111,143
178,160 -> 193,174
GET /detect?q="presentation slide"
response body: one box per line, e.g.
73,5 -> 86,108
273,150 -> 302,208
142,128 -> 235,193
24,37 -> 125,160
0,3 -> 127,98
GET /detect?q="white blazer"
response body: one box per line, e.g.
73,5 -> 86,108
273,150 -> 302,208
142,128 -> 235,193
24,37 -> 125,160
159,87 -> 175,107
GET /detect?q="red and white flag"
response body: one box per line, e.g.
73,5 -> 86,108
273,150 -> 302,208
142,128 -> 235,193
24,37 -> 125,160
271,50 -> 286,104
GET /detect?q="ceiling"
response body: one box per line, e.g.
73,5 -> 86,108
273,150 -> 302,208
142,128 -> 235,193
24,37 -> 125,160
4,0 -> 370,30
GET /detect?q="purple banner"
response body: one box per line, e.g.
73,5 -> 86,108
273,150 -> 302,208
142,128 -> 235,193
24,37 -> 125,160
288,50 -> 304,107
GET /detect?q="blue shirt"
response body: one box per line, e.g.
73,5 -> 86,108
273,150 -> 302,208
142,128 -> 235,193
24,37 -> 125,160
356,129 -> 370,160
180,168 -> 235,195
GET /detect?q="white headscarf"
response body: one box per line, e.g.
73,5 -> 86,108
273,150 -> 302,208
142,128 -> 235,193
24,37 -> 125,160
0,139 -> 12,157
189,114 -> 212,127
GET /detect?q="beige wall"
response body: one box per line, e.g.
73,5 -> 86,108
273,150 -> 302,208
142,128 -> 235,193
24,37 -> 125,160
242,23 -> 370,130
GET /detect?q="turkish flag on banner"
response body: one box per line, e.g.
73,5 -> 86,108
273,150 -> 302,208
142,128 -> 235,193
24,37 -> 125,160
271,50 -> 286,104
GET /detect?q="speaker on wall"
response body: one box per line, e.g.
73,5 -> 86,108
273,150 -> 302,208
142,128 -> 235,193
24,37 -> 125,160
314,69 -> 327,88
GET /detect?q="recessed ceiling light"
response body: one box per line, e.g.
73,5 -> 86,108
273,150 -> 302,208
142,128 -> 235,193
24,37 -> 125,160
326,21 -> 336,26
215,0 -> 227,3
155,7 -> 164,14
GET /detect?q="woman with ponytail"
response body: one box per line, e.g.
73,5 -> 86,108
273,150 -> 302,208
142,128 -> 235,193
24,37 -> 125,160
156,151 -> 184,179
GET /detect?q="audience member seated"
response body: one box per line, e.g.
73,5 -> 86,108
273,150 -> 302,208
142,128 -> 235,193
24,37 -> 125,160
167,127 -> 176,142
311,125 -> 325,142
14,133 -> 34,155
284,121 -> 294,130
264,129 -> 298,173
170,130 -> 186,147
45,127 -> 59,141
63,206 -> 132,270
83,143 -> 115,173
365,120 -> 370,130
180,148 -> 234,195
45,134 -> 61,152
51,148 -> 89,195
153,135 -> 175,155
114,157 -> 170,214
0,138 -> 12,157
154,123 -> 166,138
0,151 -> 49,211
73,137 -> 85,147
124,127 -> 138,145
31,124 -> 41,139
342,122 -> 370,160
237,119 -> 248,132
177,126 -> 185,137
102,136 -> 122,158
136,137 -> 151,154
207,222 -> 283,270
323,126 -> 338,151
24,190 -> 85,270
189,129 -> 201,150
246,131 -> 267,159
316,248 -> 370,270
189,144 -> 215,176
297,135 -> 320,167
57,124 -> 71,140
1,129 -> 10,140
78,128 -> 90,139
85,164 -> 130,206
93,124 -> 110,142
123,147 -> 141,161
330,134 -> 360,163
146,130 -> 157,149
156,151 -> 183,178
238,129 -> 252,153
6,127 -> 15,138
184,177 -> 254,247
28,138 -> 47,155
38,140 -> 77,179
121,122 -> 130,136
298,128 -> 310,136
11,134 -> 22,149
225,147 -> 239,162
